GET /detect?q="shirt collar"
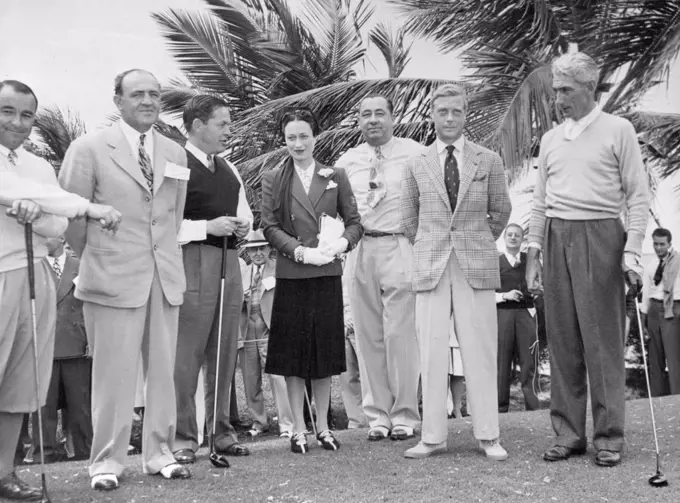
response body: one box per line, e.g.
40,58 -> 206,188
436,136 -> 465,156
186,140 -> 212,168
505,250 -> 520,264
367,136 -> 395,154
47,252 -> 66,268
119,119 -> 153,150
566,105 -> 601,128
294,160 -> 315,173
0,144 -> 23,161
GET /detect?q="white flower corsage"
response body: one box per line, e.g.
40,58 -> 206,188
326,180 -> 338,190
318,168 -> 334,178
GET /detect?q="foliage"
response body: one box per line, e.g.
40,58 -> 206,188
33,106 -> 87,170
368,22 -> 413,78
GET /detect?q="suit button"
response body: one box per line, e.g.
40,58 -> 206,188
153,245 -> 158,251
152,220 -> 157,226
145,196 -> 151,202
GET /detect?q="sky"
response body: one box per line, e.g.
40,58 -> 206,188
2,0 -> 678,129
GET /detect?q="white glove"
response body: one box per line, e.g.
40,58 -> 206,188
318,237 -> 348,257
303,247 -> 335,266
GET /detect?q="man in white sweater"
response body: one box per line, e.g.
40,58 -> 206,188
526,53 -> 649,468
0,80 -> 120,501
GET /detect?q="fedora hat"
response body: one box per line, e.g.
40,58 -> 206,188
241,229 -> 269,248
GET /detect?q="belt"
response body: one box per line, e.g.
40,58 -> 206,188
364,231 -> 403,238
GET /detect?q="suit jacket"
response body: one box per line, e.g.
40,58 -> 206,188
59,121 -> 188,308
238,258 -> 275,348
401,139 -> 511,292
47,252 -> 88,359
261,158 -> 363,279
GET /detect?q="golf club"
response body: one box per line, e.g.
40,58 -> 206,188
209,236 -> 230,469
303,387 -> 319,442
633,297 -> 669,488
24,223 -> 52,503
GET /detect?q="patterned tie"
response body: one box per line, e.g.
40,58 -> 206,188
7,150 -> 18,166
207,154 -> 215,172
52,258 -> 62,281
138,134 -> 154,192
444,145 -> 460,211
653,258 -> 665,286
367,146 -> 387,209
251,266 -> 262,307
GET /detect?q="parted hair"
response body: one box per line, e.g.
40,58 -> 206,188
279,107 -> 320,136
431,83 -> 468,110
504,223 -> 525,236
113,69 -> 158,96
0,80 -> 38,107
360,93 -> 394,114
183,95 -> 229,132
552,52 -> 599,88
652,227 -> 672,243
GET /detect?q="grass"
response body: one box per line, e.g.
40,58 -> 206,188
18,390 -> 680,503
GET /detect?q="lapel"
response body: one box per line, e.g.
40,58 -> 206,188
422,145 -> 451,212
454,142 -> 480,217
56,254 -> 77,302
291,166 -> 317,222
107,122 -> 152,193
307,163 -> 330,209
152,129 -> 168,194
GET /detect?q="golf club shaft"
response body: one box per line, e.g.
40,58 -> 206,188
634,298 -> 662,456
303,386 -> 318,439
24,224 -> 49,496
211,237 -> 229,451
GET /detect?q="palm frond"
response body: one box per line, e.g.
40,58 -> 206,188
34,106 -> 87,165
369,22 -> 413,78
625,110 -> 680,177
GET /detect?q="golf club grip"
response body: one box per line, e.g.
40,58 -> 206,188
24,223 -> 36,300
221,236 -> 228,279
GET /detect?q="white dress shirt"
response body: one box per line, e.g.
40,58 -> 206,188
564,105 -> 601,141
640,251 -> 680,314
495,251 -> 521,303
46,252 -> 67,278
177,141 -> 254,244
294,160 -> 316,194
119,119 -> 155,166
436,136 -> 465,172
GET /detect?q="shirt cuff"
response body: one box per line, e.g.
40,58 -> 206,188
495,292 -> 504,304
623,251 -> 643,276
178,220 -> 207,245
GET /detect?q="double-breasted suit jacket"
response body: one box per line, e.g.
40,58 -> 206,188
401,140 -> 511,292
51,251 -> 88,359
261,159 -> 363,278
59,121 -> 187,307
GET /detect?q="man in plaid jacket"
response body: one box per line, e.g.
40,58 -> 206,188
401,84 -> 511,460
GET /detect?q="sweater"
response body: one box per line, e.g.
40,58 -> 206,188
528,112 -> 650,256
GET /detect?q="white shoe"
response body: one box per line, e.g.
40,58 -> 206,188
91,473 -> 118,491
279,431 -> 292,439
404,441 -> 448,459
479,439 -> 508,461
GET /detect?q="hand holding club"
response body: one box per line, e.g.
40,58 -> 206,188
6,200 -> 42,224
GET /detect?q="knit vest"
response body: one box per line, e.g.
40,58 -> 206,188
183,152 -> 239,249
496,252 -> 534,309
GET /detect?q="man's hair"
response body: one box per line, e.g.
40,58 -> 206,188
183,95 -> 229,133
552,52 -> 599,88
360,93 -> 394,114
0,80 -> 38,107
114,69 -> 158,96
431,83 -> 467,111
652,227 -> 672,243
505,223 -> 524,236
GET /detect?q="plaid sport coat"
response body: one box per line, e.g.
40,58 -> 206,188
401,139 -> 511,292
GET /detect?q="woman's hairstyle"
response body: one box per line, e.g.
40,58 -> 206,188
279,107 -> 320,136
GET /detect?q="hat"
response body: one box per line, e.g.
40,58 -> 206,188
241,229 -> 269,248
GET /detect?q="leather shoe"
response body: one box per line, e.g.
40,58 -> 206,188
0,472 -> 42,501
595,450 -> 621,467
218,443 -> 250,456
91,473 -> 118,491
543,445 -> 587,462
367,426 -> 389,441
404,441 -> 448,459
390,426 -> 415,441
159,463 -> 191,480
173,449 -> 196,465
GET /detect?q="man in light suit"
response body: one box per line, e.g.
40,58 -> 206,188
59,69 -> 191,491
238,230 -> 294,438
401,84 -> 511,460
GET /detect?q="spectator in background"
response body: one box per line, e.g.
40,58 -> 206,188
640,228 -> 680,397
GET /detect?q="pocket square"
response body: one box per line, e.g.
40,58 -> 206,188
473,172 -> 488,182
326,180 -> 338,190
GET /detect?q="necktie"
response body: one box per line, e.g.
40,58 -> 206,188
7,150 -> 18,166
138,134 -> 154,192
653,258 -> 665,286
251,266 -> 262,307
444,145 -> 460,211
207,154 -> 215,172
367,146 -> 387,209
52,259 -> 62,281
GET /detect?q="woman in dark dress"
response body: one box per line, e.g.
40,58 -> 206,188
261,109 -> 363,453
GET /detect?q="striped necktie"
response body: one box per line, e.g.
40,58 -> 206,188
138,134 -> 154,192
52,258 -> 62,281
7,150 -> 18,166
251,266 -> 262,307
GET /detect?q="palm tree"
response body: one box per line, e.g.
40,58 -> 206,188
395,0 -> 680,185
32,106 -> 87,171
152,0 -> 453,217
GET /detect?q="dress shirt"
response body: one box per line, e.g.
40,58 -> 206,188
119,119 -> 155,166
295,160 -> 316,194
564,105 -> 601,141
640,251 -> 680,314
495,251 -> 520,303
0,145 -> 69,273
46,252 -> 67,279
178,140 -> 254,243
436,136 -> 465,174
337,137 -> 424,233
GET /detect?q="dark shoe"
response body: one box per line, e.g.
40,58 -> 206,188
173,449 -> 196,465
367,426 -> 389,441
390,426 -> 415,441
290,432 -> 308,454
317,430 -> 340,451
218,443 -> 250,456
90,474 -> 118,491
543,445 -> 587,462
595,450 -> 621,467
159,463 -> 192,480
0,472 -> 42,501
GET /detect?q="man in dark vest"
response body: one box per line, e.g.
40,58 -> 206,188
173,95 -> 253,465
495,224 -> 540,412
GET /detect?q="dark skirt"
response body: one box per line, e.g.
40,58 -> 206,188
265,276 -> 346,379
